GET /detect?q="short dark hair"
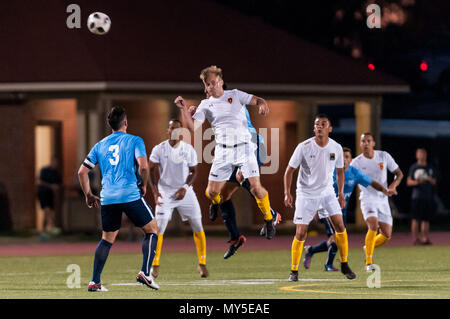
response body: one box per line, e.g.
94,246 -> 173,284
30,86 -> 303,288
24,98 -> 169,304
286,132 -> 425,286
343,147 -> 352,154
362,132 -> 373,137
314,113 -> 331,125
168,119 -> 183,127
107,106 -> 127,131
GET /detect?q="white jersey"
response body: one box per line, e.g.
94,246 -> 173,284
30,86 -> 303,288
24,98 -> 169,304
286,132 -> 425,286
351,150 -> 399,203
193,89 -> 253,146
149,140 -> 197,195
288,137 -> 344,198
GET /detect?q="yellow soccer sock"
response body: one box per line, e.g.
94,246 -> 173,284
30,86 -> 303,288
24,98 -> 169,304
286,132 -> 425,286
255,192 -> 272,221
205,190 -> 221,205
374,233 -> 390,247
193,231 -> 207,265
335,230 -> 349,263
152,234 -> 164,266
291,237 -> 304,271
365,230 -> 377,265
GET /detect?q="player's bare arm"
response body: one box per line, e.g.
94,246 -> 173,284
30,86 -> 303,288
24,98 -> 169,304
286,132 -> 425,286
174,96 -> 199,132
370,180 -> 393,196
388,168 -> 404,194
336,167 -> 346,209
284,165 -> 296,207
174,165 -> 197,200
77,164 -> 100,208
148,161 -> 162,205
248,95 -> 269,116
137,156 -> 149,197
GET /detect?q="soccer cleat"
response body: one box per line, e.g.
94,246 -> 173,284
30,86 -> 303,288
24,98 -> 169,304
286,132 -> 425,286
324,264 -> 339,272
209,203 -> 220,221
288,270 -> 299,282
136,271 -> 160,290
303,246 -> 312,269
197,264 -> 209,278
365,264 -> 376,272
151,265 -> 159,278
341,262 -> 356,280
260,211 -> 282,239
224,235 -> 247,259
88,281 -> 108,292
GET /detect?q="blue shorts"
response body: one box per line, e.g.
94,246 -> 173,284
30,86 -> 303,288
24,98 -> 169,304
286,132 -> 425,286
100,198 -> 155,232
320,209 -> 347,237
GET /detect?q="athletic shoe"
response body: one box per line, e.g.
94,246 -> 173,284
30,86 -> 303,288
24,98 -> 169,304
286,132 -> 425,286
224,235 -> 247,259
341,262 -> 356,280
324,264 -> 339,272
151,265 -> 159,278
260,211 -> 282,239
288,270 -> 298,282
88,281 -> 108,292
197,264 -> 209,278
303,246 -> 312,269
209,204 -> 220,221
365,264 -> 376,272
136,271 -> 160,290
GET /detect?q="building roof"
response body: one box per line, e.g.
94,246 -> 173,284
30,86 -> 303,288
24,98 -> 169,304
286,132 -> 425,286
0,0 -> 409,94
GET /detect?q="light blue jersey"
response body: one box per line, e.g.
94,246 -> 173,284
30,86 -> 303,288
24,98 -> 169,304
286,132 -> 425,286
244,106 -> 266,166
83,132 -> 147,205
333,166 -> 372,215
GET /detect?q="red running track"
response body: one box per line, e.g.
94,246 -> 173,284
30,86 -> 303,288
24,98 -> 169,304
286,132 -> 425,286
0,232 -> 449,256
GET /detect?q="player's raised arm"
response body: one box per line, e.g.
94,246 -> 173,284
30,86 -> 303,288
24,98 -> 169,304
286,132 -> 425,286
248,95 -> 269,116
174,96 -> 201,133
283,165 -> 296,207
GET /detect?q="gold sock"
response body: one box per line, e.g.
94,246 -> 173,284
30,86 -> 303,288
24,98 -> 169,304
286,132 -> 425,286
375,233 -> 389,247
365,230 -> 377,265
205,190 -> 221,205
255,192 -> 272,221
152,234 -> 164,266
193,231 -> 207,265
335,230 -> 349,263
291,237 -> 304,271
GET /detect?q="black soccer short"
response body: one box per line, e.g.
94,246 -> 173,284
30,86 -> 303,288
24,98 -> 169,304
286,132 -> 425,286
101,197 -> 155,232
37,186 -> 54,209
411,198 -> 436,222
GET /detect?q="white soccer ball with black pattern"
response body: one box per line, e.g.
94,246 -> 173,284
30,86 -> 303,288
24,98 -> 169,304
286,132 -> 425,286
87,12 -> 111,35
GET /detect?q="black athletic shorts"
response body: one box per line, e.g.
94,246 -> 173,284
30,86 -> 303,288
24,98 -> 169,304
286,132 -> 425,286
411,198 -> 436,222
101,198 -> 154,232
37,186 -> 54,209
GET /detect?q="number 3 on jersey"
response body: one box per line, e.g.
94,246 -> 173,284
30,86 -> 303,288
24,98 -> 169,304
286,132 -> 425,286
109,145 -> 120,165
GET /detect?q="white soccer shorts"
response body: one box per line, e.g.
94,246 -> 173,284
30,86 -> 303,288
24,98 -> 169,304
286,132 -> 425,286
208,142 -> 260,182
293,194 -> 342,225
360,200 -> 393,226
155,188 -> 202,223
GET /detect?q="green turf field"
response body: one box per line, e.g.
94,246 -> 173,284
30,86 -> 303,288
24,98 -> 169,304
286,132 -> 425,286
1,245 -> 449,299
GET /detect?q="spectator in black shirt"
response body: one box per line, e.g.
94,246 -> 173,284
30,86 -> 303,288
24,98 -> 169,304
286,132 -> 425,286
37,156 -> 62,240
406,148 -> 437,245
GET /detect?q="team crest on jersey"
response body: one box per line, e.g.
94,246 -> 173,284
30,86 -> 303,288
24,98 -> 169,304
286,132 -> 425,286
330,153 -> 335,160
379,162 -> 384,170
228,97 -> 233,104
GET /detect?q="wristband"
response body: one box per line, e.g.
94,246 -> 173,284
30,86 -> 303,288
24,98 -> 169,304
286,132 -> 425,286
182,184 -> 189,190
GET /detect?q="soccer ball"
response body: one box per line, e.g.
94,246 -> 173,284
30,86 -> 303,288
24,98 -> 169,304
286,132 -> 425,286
87,12 -> 111,35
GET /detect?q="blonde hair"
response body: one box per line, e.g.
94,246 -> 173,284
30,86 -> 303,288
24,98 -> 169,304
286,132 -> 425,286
200,65 -> 223,83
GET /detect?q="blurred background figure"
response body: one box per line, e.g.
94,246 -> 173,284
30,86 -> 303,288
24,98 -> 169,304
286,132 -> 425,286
407,148 -> 437,245
36,156 -> 62,241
